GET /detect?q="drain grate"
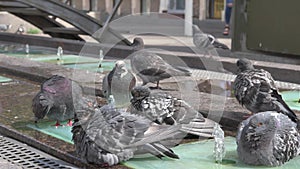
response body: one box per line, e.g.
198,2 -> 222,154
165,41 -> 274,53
0,135 -> 77,169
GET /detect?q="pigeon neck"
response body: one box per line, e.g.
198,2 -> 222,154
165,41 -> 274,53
239,65 -> 255,72
132,96 -> 148,110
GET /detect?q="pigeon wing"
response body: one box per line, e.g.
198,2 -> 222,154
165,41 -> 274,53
234,69 -> 298,122
131,88 -> 217,138
76,105 -> 179,164
132,52 -> 169,76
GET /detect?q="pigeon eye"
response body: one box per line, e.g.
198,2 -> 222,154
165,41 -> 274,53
257,122 -> 263,127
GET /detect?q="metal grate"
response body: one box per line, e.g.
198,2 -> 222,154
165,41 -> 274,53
0,135 -> 77,169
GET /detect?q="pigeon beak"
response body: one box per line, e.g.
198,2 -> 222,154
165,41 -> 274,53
34,116 -> 39,123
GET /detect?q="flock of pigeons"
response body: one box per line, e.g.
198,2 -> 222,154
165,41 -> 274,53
233,58 -> 300,166
0,24 -> 26,34
31,25 -> 300,167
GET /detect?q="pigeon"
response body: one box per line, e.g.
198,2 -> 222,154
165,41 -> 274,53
193,25 -> 229,50
129,86 -> 218,138
32,75 -> 83,126
72,104 -> 180,166
130,51 -> 191,89
233,58 -> 299,123
130,37 -> 144,50
236,111 -> 300,166
16,24 -> 26,34
0,24 -> 12,32
102,60 -> 136,108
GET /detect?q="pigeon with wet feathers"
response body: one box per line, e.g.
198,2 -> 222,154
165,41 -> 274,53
102,60 -> 136,108
72,104 -> 180,166
236,111 -> 300,166
129,86 -> 218,138
32,75 -> 83,126
233,58 -> 299,123
130,51 -> 191,89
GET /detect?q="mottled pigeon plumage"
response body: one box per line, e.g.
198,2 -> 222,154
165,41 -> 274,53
72,104 -> 180,166
233,58 -> 299,123
193,25 -> 229,50
130,51 -> 191,89
237,111 -> 300,166
102,60 -> 136,108
129,86 -> 218,138
32,75 -> 83,126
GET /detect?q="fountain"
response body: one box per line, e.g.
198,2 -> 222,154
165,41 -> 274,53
56,46 -> 64,65
98,49 -> 104,73
25,44 -> 29,57
213,123 -> 225,163
108,95 -> 115,106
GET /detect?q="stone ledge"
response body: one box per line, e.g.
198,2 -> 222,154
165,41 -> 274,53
0,54 -> 104,96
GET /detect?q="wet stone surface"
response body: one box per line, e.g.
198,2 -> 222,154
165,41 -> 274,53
0,73 -> 130,169
0,70 -> 299,168
0,74 -> 75,154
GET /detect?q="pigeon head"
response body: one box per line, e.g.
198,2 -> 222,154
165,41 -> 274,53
32,91 -> 54,122
131,86 -> 151,99
236,58 -> 255,72
207,34 -> 215,44
131,37 -> 144,50
247,112 -> 280,136
114,60 -> 127,78
115,60 -> 125,68
132,37 -> 144,46
192,25 -> 202,35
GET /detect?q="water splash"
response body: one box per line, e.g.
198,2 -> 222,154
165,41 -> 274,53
99,49 -> 104,63
98,49 -> 104,73
25,44 -> 29,57
108,95 -> 115,106
213,123 -> 225,163
56,46 -> 64,65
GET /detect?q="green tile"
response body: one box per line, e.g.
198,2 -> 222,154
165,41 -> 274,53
0,76 -> 12,83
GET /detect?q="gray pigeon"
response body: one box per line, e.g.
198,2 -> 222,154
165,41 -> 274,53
72,104 -> 180,167
193,25 -> 229,50
129,86 -> 218,138
236,111 -> 300,166
130,51 -> 191,89
32,75 -> 83,126
16,24 -> 26,34
130,37 -> 144,50
102,60 -> 136,108
0,24 -> 12,32
233,58 -> 299,123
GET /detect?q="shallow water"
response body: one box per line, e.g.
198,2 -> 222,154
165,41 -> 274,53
0,48 -> 118,156
0,74 -> 75,153
1,46 -> 300,168
5,53 -> 115,72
